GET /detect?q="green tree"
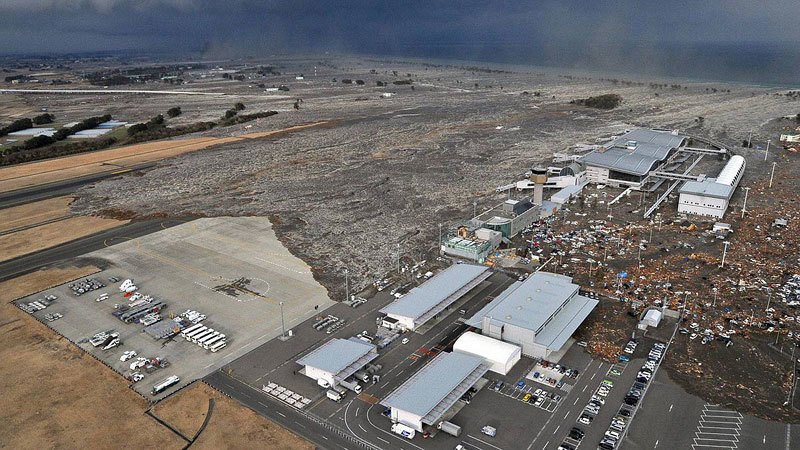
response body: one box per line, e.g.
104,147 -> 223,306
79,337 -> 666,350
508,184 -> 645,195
233,102 -> 245,111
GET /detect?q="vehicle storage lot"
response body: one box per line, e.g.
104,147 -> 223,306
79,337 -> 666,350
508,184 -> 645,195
14,217 -> 334,398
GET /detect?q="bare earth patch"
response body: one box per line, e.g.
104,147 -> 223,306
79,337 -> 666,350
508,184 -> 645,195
0,196 -> 74,233
0,215 -> 128,262
153,382 -> 313,450
0,266 -> 185,450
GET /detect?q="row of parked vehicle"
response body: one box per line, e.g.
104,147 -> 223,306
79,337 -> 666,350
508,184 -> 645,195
578,379 -> 614,425
600,342 -> 666,449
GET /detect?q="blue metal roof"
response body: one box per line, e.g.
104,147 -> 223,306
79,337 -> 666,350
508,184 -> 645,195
679,178 -> 735,200
380,352 -> 488,422
296,338 -> 377,376
380,264 -> 490,322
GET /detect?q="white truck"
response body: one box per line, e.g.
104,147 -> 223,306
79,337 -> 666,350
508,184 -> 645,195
184,325 -> 208,341
437,421 -> 462,437
391,423 -> 415,439
326,389 -> 343,402
181,323 -> 204,337
338,378 -> 362,394
209,340 -> 227,352
203,334 -> 226,349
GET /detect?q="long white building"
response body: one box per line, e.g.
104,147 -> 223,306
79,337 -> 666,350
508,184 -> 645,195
678,155 -> 745,219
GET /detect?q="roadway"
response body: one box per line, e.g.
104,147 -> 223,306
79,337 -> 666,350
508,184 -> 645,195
0,162 -> 155,208
0,219 -> 186,282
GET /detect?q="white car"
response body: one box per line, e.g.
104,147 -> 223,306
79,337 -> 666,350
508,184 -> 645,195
130,358 -> 147,370
120,351 -> 137,362
401,337 -> 409,344
131,372 -> 144,383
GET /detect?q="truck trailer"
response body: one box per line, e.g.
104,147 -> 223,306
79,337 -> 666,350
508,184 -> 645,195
184,325 -> 208,340
437,421 -> 462,437
391,423 -> 415,439
151,375 -> 180,395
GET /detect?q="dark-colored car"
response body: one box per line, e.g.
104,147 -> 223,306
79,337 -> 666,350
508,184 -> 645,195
568,427 -> 585,439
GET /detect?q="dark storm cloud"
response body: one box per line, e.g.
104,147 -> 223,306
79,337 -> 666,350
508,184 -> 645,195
1,1 -> 799,83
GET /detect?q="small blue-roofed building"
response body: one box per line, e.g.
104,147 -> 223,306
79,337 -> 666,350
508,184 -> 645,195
296,338 -> 378,388
379,263 -> 492,331
380,351 -> 489,431
466,271 -> 598,359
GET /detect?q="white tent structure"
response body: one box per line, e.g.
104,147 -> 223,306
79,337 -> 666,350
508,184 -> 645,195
453,331 -> 521,375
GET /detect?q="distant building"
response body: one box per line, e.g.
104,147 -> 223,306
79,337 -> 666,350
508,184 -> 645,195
441,228 -> 502,262
466,271 -> 598,359
453,331 -> 521,375
296,338 -> 378,387
471,197 -> 540,239
678,155 -> 745,219
580,129 -> 687,188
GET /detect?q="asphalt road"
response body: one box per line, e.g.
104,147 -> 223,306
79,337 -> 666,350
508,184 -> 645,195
0,219 -> 186,282
205,371 -> 374,450
0,162 -> 155,209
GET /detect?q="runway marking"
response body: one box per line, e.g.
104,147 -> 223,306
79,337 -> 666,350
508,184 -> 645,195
294,421 -> 306,429
358,424 -> 367,433
692,404 -> 742,449
376,436 -> 389,444
322,435 -> 329,440
655,439 -> 659,448
276,411 -> 286,418
258,401 -> 269,408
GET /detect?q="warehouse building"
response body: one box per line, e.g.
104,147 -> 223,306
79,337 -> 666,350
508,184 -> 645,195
453,331 -> 521,375
380,264 -> 491,332
678,155 -> 745,219
296,338 -> 378,387
381,351 -> 489,431
466,272 -> 598,359
581,129 -> 687,187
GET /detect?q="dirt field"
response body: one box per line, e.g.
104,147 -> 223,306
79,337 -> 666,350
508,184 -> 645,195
0,121 -> 330,193
0,196 -> 73,233
0,215 -> 128,262
153,382 -> 313,450
0,266 -> 186,450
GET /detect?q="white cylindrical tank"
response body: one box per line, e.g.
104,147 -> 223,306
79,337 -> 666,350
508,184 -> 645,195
716,155 -> 745,186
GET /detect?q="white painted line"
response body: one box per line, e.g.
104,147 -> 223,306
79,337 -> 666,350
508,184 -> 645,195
543,440 -> 550,449
358,424 -> 367,433
294,421 -> 306,429
276,411 -> 286,418
322,436 -> 329,440
655,440 -> 659,448
573,397 -> 579,405
553,425 -> 560,435
466,434 -> 505,450
376,436 -> 389,444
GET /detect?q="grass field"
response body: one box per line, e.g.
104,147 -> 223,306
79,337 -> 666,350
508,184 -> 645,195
0,196 -> 74,233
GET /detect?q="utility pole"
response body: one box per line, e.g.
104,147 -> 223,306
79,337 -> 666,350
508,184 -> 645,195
638,241 -> 642,268
764,139 -> 770,161
741,187 -> 751,219
747,130 -> 752,148
396,243 -> 401,273
473,201 -> 477,218
767,289 -> 772,311
713,288 -> 718,307
279,301 -> 286,339
345,269 -> 349,302
721,241 -> 731,268
649,222 -> 654,243
769,162 -> 776,188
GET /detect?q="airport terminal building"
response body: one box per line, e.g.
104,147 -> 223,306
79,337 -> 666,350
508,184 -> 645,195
678,155 -> 745,219
466,272 -> 598,359
581,129 -> 687,188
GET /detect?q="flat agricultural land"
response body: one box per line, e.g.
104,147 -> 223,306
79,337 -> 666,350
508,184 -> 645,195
0,195 -> 73,233
0,266 -> 186,450
14,217 -> 334,399
153,382 -> 313,449
0,121 -> 329,193
0,214 -> 127,262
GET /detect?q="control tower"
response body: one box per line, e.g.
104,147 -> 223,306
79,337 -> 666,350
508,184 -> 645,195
530,167 -> 548,205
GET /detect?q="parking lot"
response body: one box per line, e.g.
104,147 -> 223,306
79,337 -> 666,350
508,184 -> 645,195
13,217 -> 334,398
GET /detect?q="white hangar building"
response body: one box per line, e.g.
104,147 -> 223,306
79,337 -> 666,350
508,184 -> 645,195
678,155 -> 745,219
466,272 -> 598,359
380,351 -> 489,431
379,264 -> 491,332
296,338 -> 378,387
453,331 -> 521,375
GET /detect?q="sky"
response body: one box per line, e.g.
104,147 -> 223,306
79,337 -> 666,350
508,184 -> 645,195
1,0 -> 799,84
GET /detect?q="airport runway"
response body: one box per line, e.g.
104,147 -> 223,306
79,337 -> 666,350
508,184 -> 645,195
0,219 -> 185,282
0,162 -> 155,208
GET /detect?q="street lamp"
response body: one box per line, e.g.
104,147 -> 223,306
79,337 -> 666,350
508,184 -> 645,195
767,288 -> 772,311
345,269 -> 349,302
741,187 -> 751,219
765,139 -> 771,161
473,201 -> 477,218
438,223 -> 443,254
720,241 -> 731,268
712,288 -> 718,307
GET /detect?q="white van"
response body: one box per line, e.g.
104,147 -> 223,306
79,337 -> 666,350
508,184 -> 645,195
326,390 -> 343,402
317,378 -> 331,389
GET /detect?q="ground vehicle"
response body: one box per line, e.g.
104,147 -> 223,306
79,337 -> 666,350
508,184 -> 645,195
209,340 -> 227,352
437,421 -> 462,437
317,378 -> 331,389
326,389 -> 343,402
184,325 -> 208,341
354,370 -> 370,383
605,430 -> 621,440
493,381 -> 504,391
578,414 -> 593,425
391,423 -> 415,439
535,396 -> 545,407
203,334 -> 226,349
568,427 -> 585,439
599,438 -> 617,449
601,379 -> 614,387
619,355 -> 630,362
401,337 -> 409,344
522,393 -> 533,402
96,293 -> 109,302
481,426 -> 496,437
151,375 -> 180,395
339,378 -> 362,394
131,372 -> 144,382
197,331 -> 220,347
191,328 -> 216,343
181,323 -> 204,337
120,350 -> 137,362
558,443 -> 575,450
577,341 -> 588,347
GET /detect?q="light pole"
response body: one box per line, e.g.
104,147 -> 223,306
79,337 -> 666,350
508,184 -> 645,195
396,243 -> 401,273
747,130 -> 752,148
713,288 -> 718,307
764,139 -> 770,161
345,269 -> 349,302
767,289 -> 772,311
769,162 -> 777,188
649,222 -> 654,243
438,223 -> 443,254
741,187 -> 750,219
473,201 -> 477,218
721,241 -> 731,268
279,301 -> 286,339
